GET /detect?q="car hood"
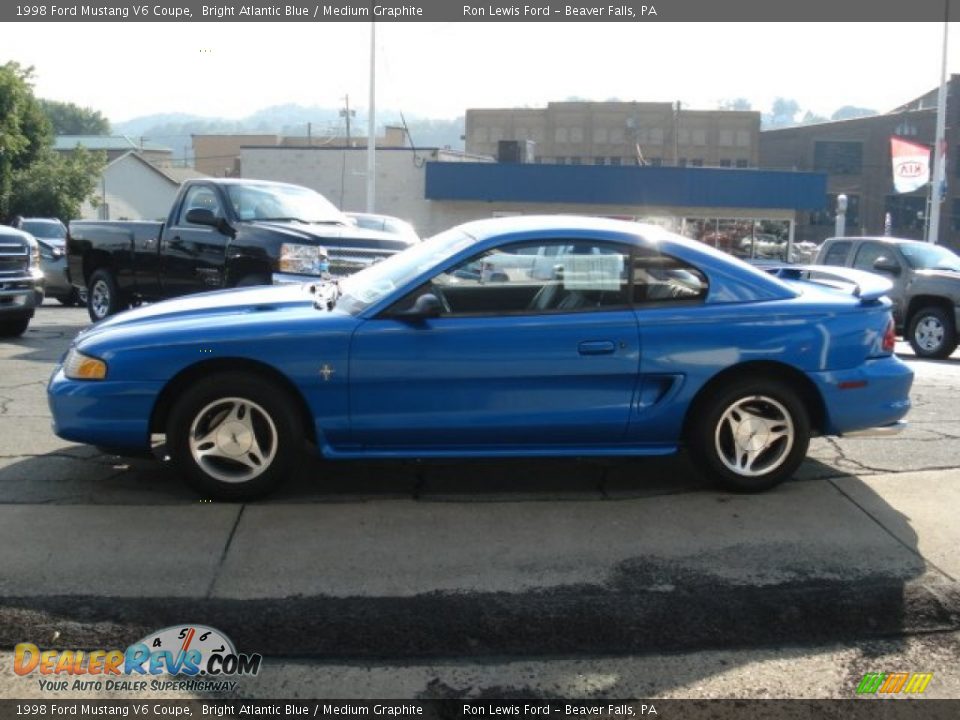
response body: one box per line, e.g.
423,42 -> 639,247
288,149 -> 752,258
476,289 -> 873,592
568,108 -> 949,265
244,220 -> 414,250
80,283 -> 332,341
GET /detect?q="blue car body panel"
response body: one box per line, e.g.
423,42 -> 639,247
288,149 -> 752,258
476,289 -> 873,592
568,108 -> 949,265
47,216 -> 913,457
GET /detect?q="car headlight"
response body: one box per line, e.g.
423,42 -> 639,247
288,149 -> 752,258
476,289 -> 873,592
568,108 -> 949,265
63,348 -> 107,380
29,241 -> 40,269
279,243 -> 328,275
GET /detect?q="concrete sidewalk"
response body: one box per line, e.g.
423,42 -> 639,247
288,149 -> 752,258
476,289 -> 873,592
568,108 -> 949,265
1,470 -> 958,657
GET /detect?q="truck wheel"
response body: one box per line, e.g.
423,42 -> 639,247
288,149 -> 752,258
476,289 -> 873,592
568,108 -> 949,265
87,269 -> 126,322
165,372 -> 304,500
908,306 -> 957,359
0,319 -> 30,337
688,377 -> 809,493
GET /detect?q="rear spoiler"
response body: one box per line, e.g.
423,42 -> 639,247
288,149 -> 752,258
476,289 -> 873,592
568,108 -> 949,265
762,265 -> 893,303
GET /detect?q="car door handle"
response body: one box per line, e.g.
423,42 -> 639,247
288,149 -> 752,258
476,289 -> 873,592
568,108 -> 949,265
578,340 -> 616,355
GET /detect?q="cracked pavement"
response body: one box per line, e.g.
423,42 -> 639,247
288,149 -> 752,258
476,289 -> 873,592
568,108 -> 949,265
1,302 -> 959,699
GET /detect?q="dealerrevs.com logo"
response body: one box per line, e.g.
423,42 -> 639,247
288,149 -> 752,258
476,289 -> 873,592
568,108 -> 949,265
14,625 -> 261,693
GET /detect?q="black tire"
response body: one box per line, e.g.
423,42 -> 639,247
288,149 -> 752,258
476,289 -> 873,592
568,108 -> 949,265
87,269 -> 127,322
0,318 -> 30,337
688,377 -> 810,493
235,273 -> 270,288
166,372 -> 304,500
907,306 -> 957,359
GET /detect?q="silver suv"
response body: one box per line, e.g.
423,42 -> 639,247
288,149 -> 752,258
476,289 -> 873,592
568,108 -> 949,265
816,236 -> 960,358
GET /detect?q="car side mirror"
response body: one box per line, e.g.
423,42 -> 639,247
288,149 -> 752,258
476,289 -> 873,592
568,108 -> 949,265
185,208 -> 218,226
873,256 -> 901,276
397,293 -> 443,321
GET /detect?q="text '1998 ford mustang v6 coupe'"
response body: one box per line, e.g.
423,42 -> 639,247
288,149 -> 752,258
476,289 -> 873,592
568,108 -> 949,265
48,217 -> 913,499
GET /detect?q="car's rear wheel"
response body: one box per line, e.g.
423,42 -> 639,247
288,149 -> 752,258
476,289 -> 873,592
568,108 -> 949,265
166,372 -> 303,500
689,378 -> 809,492
87,269 -> 126,322
908,306 -> 957,359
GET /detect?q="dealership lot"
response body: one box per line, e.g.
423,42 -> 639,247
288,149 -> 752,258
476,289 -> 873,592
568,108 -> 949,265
1,303 -> 960,697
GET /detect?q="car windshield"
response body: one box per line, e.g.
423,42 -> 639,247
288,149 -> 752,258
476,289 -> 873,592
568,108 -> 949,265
21,220 -> 66,239
227,183 -> 348,224
336,228 -> 476,315
900,243 -> 960,272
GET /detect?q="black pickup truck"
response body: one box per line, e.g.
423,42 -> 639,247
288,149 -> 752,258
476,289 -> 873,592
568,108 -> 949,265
68,178 -> 415,322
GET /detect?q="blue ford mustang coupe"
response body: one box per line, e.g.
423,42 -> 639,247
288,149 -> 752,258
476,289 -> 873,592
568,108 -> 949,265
49,217 -> 913,499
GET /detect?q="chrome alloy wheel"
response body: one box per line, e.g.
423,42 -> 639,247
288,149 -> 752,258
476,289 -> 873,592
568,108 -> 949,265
90,280 -> 111,319
914,315 -> 945,353
188,397 -> 278,484
714,395 -> 795,477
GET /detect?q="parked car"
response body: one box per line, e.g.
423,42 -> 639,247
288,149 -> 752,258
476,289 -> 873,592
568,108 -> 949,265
345,212 -> 420,243
68,179 -> 417,322
14,217 -> 83,306
48,216 -> 913,500
737,234 -> 818,263
816,236 -> 960,358
0,226 -> 43,337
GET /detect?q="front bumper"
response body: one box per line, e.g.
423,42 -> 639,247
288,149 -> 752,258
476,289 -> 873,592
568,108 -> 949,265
47,367 -> 162,451
808,355 -> 914,436
0,273 -> 40,318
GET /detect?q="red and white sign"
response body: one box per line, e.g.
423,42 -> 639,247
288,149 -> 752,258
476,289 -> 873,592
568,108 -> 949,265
890,137 -> 931,193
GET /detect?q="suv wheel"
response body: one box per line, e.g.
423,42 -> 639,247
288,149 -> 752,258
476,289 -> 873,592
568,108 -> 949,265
908,306 -> 957,359
0,318 -> 30,337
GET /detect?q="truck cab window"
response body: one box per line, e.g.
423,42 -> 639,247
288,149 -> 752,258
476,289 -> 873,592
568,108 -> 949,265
179,187 -> 222,225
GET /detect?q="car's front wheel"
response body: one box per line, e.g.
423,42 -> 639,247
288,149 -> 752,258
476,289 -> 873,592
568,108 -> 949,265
908,306 -> 957,359
166,372 -> 304,500
689,378 -> 810,492
0,318 -> 30,337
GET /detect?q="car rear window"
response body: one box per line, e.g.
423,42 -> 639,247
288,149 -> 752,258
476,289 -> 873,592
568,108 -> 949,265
822,241 -> 852,266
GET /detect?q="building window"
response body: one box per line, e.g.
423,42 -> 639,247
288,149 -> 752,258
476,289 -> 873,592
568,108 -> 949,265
648,158 -> 663,167
678,158 -> 688,167
719,130 -> 734,147
895,122 -> 918,137
719,159 -> 732,168
691,158 -> 704,167
555,157 -> 567,165
811,194 -> 860,228
813,141 -> 863,175
610,157 -> 622,166
594,157 -> 606,165
570,127 -> 584,143
736,130 -> 751,147
884,194 -> 925,233
571,157 -> 582,165
735,159 -> 749,168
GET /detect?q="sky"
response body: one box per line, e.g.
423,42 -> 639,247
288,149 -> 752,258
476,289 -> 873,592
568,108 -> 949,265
2,22 -> 960,123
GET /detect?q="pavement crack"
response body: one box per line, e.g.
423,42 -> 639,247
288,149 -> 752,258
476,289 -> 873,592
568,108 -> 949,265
205,504 -> 246,599
828,479 -> 958,583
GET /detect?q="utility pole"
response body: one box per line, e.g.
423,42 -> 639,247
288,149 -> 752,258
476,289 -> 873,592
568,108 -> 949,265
674,100 -> 681,166
927,1 -> 950,244
366,22 -> 376,213
340,95 -> 355,147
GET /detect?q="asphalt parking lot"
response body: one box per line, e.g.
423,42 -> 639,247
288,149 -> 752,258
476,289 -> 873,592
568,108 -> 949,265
2,302 -> 960,698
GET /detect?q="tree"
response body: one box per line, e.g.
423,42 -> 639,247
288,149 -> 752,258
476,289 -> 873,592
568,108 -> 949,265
9,146 -> 106,221
831,106 -> 878,122
39,98 -> 110,135
770,97 -> 801,127
0,62 -> 53,219
719,98 -> 752,111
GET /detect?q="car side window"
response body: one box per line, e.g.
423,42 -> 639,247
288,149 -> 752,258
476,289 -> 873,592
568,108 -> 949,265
633,250 -> 708,304
853,242 -> 891,272
396,240 -> 632,316
822,241 -> 852,266
178,186 -> 222,226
